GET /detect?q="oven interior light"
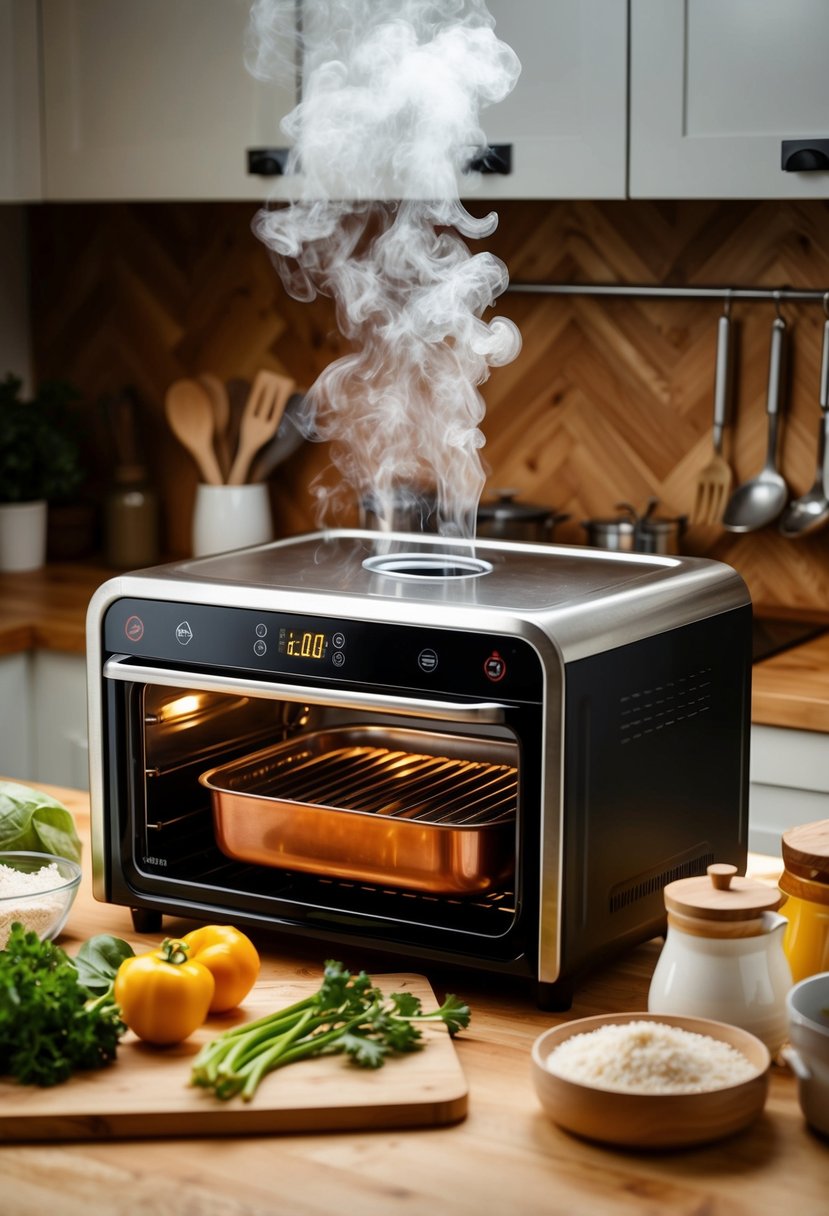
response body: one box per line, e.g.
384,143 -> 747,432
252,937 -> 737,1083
158,693 -> 204,722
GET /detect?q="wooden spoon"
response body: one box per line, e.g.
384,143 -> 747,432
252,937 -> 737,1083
227,371 -> 296,485
197,372 -> 232,480
164,378 -> 224,486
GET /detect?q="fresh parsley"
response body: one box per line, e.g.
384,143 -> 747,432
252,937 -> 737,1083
0,923 -> 133,1087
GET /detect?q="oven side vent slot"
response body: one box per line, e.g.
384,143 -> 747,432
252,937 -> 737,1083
618,667 -> 713,744
608,849 -> 714,914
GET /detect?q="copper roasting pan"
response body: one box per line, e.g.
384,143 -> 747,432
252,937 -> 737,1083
199,727 -> 518,894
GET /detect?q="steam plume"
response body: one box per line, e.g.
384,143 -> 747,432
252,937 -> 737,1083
247,0 -> 521,538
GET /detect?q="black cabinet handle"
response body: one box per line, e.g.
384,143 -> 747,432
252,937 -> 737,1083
465,144 -> 512,175
781,139 -> 829,172
247,148 -> 291,177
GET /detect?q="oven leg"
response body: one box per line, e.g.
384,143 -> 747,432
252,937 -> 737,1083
131,906 -> 163,933
536,979 -> 574,1011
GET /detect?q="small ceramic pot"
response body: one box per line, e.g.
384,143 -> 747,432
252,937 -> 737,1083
648,863 -> 792,1053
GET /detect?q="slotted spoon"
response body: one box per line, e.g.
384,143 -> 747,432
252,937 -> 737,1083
227,371 -> 296,485
692,310 -> 733,525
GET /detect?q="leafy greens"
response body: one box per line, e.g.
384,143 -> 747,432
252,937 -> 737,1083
0,780 -> 82,862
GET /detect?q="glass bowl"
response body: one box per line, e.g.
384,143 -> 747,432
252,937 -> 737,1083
0,851 -> 82,947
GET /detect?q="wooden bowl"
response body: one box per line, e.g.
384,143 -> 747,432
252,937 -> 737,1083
531,1012 -> 770,1149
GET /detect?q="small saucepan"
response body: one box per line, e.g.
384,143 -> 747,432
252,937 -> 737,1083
477,490 -> 570,543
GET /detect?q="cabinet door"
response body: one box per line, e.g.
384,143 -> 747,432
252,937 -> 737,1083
630,0 -> 829,198
41,0 -> 296,201
0,0 -> 42,201
472,0 -> 627,200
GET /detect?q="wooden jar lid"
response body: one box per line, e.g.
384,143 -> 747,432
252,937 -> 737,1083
663,863 -> 783,920
781,819 -> 829,883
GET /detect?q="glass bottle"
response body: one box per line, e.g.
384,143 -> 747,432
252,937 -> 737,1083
104,464 -> 160,569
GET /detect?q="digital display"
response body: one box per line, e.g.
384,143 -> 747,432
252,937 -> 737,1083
278,628 -> 328,661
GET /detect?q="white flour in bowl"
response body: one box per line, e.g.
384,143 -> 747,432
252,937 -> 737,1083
0,861 -> 67,945
545,1020 -> 756,1094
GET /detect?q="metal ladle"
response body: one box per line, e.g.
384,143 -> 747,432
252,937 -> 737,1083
723,314 -> 789,532
779,309 -> 829,538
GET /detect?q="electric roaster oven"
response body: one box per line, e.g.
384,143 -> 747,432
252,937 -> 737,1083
86,529 -> 752,1008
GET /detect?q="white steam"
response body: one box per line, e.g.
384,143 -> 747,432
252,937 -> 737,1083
247,0 -> 521,538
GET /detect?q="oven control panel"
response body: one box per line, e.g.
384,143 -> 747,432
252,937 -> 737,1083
104,598 -> 545,702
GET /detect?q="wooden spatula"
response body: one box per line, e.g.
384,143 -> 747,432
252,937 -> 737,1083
164,379 -> 224,486
197,372 -> 232,481
227,371 -> 296,485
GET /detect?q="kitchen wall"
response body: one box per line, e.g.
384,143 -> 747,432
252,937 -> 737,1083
26,197 -> 829,617
0,205 -> 32,391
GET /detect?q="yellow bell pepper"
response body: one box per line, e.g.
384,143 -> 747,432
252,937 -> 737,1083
114,938 -> 215,1045
181,924 -> 260,1013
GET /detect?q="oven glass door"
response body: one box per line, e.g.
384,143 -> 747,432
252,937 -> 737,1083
101,658 -> 543,965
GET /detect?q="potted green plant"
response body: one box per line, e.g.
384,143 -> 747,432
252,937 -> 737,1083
0,374 -> 86,571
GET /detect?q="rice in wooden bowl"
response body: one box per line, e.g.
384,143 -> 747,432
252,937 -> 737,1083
531,1012 -> 770,1149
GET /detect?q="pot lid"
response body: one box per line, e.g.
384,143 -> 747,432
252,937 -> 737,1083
782,818 -> 829,883
663,863 -> 784,920
477,489 -> 555,524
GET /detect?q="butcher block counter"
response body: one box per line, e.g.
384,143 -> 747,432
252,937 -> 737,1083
2,561 -> 829,730
0,785 -> 826,1216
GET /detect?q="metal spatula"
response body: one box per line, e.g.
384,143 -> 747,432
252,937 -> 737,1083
692,309 -> 734,525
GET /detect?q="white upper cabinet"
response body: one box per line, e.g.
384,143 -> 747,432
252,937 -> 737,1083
28,1 -> 829,203
630,0 -> 829,199
41,0 -> 296,201
38,0 -> 628,202
472,0 -> 628,199
0,0 -> 42,201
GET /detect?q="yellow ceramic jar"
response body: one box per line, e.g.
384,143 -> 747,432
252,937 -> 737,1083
779,820 -> 829,983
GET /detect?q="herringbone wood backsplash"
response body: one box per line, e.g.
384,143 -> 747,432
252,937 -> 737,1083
28,199 -> 829,616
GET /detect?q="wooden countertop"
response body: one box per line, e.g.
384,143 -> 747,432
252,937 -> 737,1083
0,561 -> 113,656
0,784 -> 825,1216
3,561 -> 829,733
752,633 -> 829,732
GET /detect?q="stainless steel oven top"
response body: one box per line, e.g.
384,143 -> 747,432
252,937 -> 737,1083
142,529 -> 737,606
91,530 -> 750,663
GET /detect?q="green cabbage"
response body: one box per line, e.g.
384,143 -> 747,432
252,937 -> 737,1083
0,781 -> 82,862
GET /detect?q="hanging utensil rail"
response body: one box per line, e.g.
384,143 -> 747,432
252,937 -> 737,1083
507,284 -> 829,304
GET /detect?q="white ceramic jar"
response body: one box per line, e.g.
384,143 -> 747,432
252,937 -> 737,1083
648,863 -> 792,1053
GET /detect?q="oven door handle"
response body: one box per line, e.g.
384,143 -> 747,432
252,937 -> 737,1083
102,656 -> 507,724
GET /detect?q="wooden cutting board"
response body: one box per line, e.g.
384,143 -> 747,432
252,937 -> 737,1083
0,972 -> 468,1141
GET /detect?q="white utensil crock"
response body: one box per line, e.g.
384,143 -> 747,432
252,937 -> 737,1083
191,484 -> 273,558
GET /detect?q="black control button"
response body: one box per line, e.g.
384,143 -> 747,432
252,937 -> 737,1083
332,651 -> 345,667
484,651 -> 506,682
255,623 -> 268,638
418,648 -> 439,673
175,621 -> 193,646
333,631 -> 346,649
253,639 -> 267,657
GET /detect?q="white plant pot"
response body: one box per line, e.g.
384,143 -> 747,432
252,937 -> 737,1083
0,500 -> 48,572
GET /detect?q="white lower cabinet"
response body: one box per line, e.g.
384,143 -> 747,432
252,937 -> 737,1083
0,653 -> 34,780
749,724 -> 829,855
0,651 -> 89,791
